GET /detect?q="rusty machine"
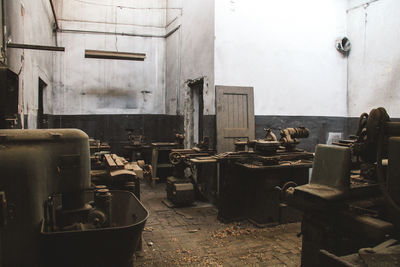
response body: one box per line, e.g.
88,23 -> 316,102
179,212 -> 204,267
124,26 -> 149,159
187,127 -> 313,225
0,129 -> 148,267
218,127 -> 313,225
89,136 -> 152,202
166,137 -> 215,206
90,153 -> 141,199
150,134 -> 185,184
89,138 -> 111,155
287,107 -> 400,266
123,128 -> 151,162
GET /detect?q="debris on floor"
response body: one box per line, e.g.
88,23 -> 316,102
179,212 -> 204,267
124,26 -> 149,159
134,183 -> 302,266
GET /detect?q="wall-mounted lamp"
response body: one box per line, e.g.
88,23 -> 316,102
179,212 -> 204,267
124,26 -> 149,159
335,37 -> 351,55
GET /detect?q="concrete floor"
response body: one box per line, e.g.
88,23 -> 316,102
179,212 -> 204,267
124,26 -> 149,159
134,183 -> 302,266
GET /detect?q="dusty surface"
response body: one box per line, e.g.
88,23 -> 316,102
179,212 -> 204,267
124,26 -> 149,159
134,183 -> 302,266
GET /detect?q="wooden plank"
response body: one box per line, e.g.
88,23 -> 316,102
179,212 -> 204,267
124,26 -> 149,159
228,93 -> 234,128
216,86 -> 255,153
240,94 -> 247,128
109,169 -> 135,177
104,154 -> 117,169
222,128 -> 253,137
132,163 -> 144,179
190,158 -> 218,163
151,142 -> 177,146
111,154 -> 125,168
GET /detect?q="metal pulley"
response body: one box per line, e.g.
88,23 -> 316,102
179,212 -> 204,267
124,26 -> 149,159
169,151 -> 183,165
275,181 -> 298,201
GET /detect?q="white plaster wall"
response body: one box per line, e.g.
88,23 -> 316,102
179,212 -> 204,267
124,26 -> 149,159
166,0 -> 215,116
52,0 -> 167,114
6,0 -> 55,128
215,0 -> 348,117
347,0 -> 400,117
165,27 -> 180,115
165,0 -> 182,115
180,0 -> 215,115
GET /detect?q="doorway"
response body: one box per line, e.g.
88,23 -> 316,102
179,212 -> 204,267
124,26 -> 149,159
0,68 -> 19,128
185,78 -> 204,148
37,78 -> 47,129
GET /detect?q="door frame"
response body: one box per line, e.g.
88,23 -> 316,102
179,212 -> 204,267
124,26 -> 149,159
184,77 -> 204,148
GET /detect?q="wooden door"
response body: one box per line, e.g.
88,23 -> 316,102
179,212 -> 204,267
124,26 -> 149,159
216,86 -> 255,153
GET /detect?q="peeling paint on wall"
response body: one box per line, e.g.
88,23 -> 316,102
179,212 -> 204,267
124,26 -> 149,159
166,0 -> 215,116
51,0 -> 167,115
6,0 -> 55,128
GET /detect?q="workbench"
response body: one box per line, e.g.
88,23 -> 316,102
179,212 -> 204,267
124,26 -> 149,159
218,158 -> 312,225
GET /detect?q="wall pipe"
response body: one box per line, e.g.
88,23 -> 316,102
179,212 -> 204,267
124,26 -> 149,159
49,0 -> 59,31
7,43 -> 65,52
58,25 -> 181,39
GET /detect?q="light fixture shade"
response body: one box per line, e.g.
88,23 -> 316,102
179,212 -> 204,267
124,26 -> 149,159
85,50 -> 146,61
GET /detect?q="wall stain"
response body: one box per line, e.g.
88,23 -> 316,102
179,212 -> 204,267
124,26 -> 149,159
81,87 -> 139,109
83,87 -> 136,97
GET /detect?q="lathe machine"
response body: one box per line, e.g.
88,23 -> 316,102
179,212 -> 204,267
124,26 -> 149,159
287,107 -> 400,266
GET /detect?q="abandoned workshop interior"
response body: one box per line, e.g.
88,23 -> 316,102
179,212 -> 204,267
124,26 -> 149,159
1,0 -> 400,266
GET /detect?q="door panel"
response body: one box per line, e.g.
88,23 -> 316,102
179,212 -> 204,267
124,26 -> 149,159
216,86 -> 255,153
